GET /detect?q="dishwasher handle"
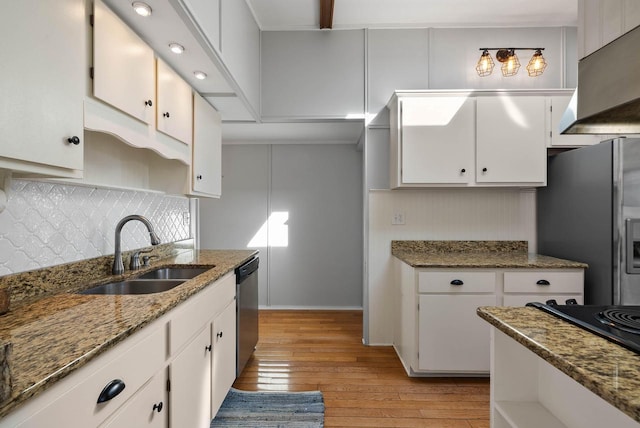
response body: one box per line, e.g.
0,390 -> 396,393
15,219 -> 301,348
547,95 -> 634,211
236,257 -> 259,284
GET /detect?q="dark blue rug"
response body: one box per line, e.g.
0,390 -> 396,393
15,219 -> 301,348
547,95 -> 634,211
210,388 -> 324,427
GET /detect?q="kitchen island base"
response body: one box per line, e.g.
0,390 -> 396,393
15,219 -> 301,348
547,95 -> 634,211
491,328 -> 638,428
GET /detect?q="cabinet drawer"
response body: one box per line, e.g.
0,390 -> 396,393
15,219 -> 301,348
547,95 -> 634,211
170,272 -> 235,355
503,270 -> 584,294
503,294 -> 584,307
18,326 -> 165,428
418,271 -> 496,293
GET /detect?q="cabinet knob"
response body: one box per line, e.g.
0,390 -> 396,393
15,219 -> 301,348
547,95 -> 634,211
153,402 -> 163,413
205,344 -> 212,352
450,279 -> 464,286
196,174 -> 203,180
67,136 -> 80,145
163,112 -> 170,118
460,168 -> 466,173
217,331 -> 223,339
97,379 -> 126,403
145,100 -> 153,107
482,167 -> 488,173
536,279 -> 551,286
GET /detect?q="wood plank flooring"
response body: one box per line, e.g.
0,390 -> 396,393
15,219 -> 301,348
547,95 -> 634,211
233,310 -> 490,428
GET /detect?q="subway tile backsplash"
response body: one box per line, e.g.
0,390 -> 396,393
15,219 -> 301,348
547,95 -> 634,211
0,180 -> 191,275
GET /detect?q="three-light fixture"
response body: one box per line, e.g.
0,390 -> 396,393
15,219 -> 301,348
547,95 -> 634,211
476,48 -> 547,77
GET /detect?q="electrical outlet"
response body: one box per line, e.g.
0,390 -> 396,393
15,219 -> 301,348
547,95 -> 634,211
183,211 -> 190,226
392,212 -> 405,225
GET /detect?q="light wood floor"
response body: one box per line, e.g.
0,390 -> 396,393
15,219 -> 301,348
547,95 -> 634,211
233,310 -> 490,428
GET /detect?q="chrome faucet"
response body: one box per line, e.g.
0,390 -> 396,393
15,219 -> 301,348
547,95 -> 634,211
112,215 -> 161,275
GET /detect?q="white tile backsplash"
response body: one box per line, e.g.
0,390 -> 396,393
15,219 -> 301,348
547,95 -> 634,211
0,180 -> 191,275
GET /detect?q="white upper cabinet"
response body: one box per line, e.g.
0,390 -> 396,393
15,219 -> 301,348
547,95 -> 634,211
0,0 -> 84,177
397,96 -> 475,185
476,96 -> 546,185
390,91 -> 548,188
191,94 -> 222,198
579,0 -> 640,59
93,0 -> 155,125
156,59 -> 193,146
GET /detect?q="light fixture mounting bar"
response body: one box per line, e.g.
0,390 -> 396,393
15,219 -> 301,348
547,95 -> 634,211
478,48 -> 545,51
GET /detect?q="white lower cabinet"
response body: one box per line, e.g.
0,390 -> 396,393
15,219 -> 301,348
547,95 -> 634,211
503,270 -> 584,307
101,370 -> 168,428
4,271 -> 239,428
418,294 -> 497,372
170,327 -> 212,428
394,263 -> 584,376
13,321 -> 166,428
168,272 -> 237,428
211,300 -> 237,416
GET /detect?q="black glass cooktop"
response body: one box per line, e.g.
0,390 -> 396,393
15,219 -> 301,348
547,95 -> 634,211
527,302 -> 640,354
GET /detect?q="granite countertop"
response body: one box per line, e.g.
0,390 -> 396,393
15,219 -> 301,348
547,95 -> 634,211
0,247 -> 257,419
391,240 -> 588,269
478,306 -> 640,423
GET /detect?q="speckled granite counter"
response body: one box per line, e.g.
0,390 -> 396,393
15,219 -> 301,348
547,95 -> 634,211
392,240 -> 588,269
0,246 -> 257,418
478,306 -> 640,423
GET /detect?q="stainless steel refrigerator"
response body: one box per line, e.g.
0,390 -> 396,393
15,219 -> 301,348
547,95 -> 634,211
537,138 -> 640,305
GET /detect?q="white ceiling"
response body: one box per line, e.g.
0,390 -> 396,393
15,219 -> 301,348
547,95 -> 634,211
103,0 -> 579,145
247,0 -> 578,31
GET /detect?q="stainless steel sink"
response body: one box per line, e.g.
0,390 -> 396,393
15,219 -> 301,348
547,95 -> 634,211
136,267 -> 211,280
79,279 -> 185,295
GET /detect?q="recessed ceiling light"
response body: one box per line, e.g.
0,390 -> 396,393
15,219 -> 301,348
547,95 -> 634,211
132,2 -> 152,17
193,71 -> 207,80
169,43 -> 185,54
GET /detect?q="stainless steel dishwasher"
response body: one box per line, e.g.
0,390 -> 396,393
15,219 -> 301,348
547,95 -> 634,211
235,256 -> 259,377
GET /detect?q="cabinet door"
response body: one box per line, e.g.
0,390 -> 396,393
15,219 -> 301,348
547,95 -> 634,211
170,327 -> 212,428
0,0 -> 84,172
400,96 -> 475,184
476,96 -> 546,184
156,59 -> 193,145
549,96 -> 602,147
101,370 -> 167,428
211,301 -> 237,417
93,0 -> 155,125
418,294 -> 497,372
192,94 -> 222,197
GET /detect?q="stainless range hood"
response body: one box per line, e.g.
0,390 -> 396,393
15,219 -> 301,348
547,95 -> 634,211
560,25 -> 640,134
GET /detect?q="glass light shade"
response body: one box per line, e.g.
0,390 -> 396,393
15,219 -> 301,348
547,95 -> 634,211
132,2 -> 152,17
475,50 -> 495,77
501,51 -> 520,77
169,43 -> 185,54
526,50 -> 548,77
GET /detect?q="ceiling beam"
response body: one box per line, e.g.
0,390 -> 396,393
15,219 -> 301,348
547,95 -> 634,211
320,0 -> 334,29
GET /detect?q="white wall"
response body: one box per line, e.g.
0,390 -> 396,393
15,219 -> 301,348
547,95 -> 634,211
0,179 -> 191,275
366,27 -> 578,123
200,143 -> 363,309
199,145 -> 271,306
367,189 -> 536,345
261,30 -> 365,119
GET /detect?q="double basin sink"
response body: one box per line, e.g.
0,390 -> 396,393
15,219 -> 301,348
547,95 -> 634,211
80,267 -> 212,295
